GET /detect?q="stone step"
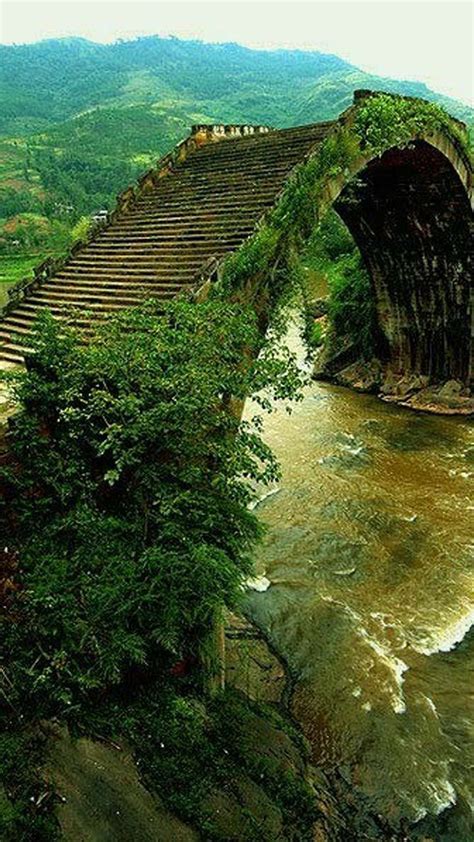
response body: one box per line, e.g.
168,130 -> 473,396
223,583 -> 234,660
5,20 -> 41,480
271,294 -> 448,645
4,310 -> 103,330
93,237 -> 246,249
100,220 -> 255,234
23,299 -> 155,315
134,183 -> 284,204
69,256 -> 206,268
0,346 -> 28,364
122,205 -> 265,222
28,288 -> 178,306
50,277 -> 189,290
0,338 -> 33,358
56,267 -> 195,279
180,150 -> 306,172
1,314 -> 39,330
132,184 -> 280,205
0,322 -> 32,338
171,164 -> 294,184
45,287 -> 186,301
14,302 -> 112,320
86,237 -> 238,249
98,227 -> 252,240
130,197 -> 273,213
107,218 -> 258,233
120,210 -> 261,224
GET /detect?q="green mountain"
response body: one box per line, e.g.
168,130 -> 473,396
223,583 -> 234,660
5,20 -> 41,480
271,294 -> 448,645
0,35 -> 472,229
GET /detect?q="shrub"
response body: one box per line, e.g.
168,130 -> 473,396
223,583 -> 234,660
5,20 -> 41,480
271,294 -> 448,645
327,251 -> 378,358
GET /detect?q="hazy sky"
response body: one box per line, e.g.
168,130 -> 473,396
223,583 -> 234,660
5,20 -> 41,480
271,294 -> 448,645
1,0 -> 473,105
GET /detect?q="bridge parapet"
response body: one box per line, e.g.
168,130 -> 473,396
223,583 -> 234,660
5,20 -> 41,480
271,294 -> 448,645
191,124 -> 272,141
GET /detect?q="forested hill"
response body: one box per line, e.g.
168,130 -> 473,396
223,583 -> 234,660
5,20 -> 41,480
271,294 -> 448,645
2,35 -> 472,135
0,35 -> 472,244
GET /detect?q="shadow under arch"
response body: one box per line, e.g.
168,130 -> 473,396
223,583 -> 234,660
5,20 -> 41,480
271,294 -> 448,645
322,133 -> 473,385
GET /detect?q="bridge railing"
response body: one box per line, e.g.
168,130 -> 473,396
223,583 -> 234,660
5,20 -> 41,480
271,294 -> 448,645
0,217 -> 109,320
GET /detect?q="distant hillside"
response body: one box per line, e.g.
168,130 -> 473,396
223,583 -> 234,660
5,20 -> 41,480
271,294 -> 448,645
0,35 -> 472,226
1,36 -> 472,135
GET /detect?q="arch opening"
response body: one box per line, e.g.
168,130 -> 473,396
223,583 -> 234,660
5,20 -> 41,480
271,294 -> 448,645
333,139 -> 473,386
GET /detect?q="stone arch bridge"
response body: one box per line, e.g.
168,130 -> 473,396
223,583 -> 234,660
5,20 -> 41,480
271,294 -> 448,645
0,90 -> 472,393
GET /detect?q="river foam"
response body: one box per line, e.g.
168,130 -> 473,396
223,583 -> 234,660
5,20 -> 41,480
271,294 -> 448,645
412,604 -> 474,656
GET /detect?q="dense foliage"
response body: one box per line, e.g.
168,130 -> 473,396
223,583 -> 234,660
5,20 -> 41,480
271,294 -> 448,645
2,299 -> 301,705
354,92 -> 470,156
0,297 -> 304,837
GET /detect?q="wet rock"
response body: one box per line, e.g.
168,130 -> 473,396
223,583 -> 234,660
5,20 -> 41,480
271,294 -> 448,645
238,706 -> 306,776
332,359 -> 383,393
225,612 -> 286,703
314,341 -> 473,415
438,379 -> 463,398
312,338 -> 359,380
385,383 -> 474,415
380,374 -> 430,397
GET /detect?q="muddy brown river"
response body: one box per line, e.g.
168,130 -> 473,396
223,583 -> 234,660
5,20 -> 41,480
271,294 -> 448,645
244,323 -> 474,840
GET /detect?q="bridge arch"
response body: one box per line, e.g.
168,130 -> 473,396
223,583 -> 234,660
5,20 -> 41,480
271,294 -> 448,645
224,98 -> 473,397
322,132 -> 474,385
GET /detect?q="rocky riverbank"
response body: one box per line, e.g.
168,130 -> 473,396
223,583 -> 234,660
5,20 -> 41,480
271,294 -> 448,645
21,610 -> 415,841
313,346 -> 474,416
8,613 -> 315,841
229,611 -> 418,842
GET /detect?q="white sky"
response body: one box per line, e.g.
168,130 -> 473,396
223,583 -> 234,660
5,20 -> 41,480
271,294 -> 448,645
1,0 -> 473,105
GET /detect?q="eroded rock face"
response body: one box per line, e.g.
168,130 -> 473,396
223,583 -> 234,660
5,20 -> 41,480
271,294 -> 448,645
204,778 -> 283,841
43,725 -> 198,842
335,140 -> 473,388
318,356 -> 474,414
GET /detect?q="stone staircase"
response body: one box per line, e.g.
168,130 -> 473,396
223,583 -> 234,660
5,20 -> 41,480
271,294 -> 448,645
0,120 -> 336,365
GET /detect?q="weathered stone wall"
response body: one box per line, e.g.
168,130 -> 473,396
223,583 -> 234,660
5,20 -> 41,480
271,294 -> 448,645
334,140 -> 473,386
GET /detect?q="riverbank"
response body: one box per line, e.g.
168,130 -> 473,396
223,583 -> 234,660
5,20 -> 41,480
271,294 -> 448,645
0,589 -> 414,840
0,602 -> 320,840
233,609 -> 415,841
313,349 -> 474,417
